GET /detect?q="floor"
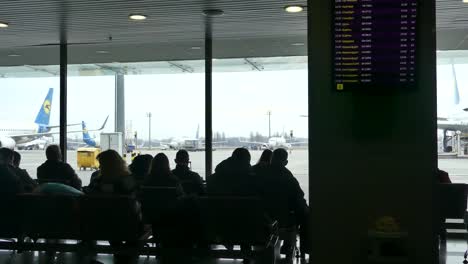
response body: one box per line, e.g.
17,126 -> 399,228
441,239 -> 468,264
0,249 -> 309,264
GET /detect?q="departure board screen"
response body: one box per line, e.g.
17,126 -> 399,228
333,0 -> 417,91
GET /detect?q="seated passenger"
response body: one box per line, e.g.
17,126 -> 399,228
207,148 -> 257,196
86,150 -> 135,196
143,153 -> 183,195
0,148 -> 23,195
259,148 -> 308,222
37,145 -> 82,190
437,168 -> 451,183
128,154 -> 153,187
258,148 -> 309,256
13,151 -> 37,192
252,149 -> 273,175
172,150 -> 205,196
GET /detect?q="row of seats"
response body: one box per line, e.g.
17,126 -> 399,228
0,187 -> 280,263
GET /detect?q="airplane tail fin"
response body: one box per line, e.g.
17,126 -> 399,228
82,121 -> 92,140
452,62 -> 460,105
35,88 -> 53,126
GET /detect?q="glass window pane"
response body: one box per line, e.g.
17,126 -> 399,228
0,47 -> 60,180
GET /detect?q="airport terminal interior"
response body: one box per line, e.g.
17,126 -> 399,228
0,0 -> 467,263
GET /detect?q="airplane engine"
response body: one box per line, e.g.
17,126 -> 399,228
0,137 -> 16,149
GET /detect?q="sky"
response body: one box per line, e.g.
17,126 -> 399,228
0,69 -> 309,140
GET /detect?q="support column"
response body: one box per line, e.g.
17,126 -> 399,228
59,43 -> 67,161
115,73 -> 125,154
205,17 -> 213,178
308,0 -> 437,263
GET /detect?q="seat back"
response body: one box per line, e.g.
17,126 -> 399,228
18,193 -> 81,239
138,187 -> 179,224
80,195 -> 141,241
0,196 -> 21,238
199,197 -> 272,245
440,183 -> 468,219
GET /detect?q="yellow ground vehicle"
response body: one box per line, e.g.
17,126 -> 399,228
77,147 -> 100,171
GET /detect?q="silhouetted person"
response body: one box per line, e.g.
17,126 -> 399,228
86,150 -> 135,195
438,168 -> 451,183
12,151 -> 37,192
207,148 -> 256,196
129,154 -> 153,187
143,153 -> 183,195
258,148 -> 308,256
252,149 -> 273,175
172,150 -> 205,196
0,148 -> 23,195
37,145 -> 82,190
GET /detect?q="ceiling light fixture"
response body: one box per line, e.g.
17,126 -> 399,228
285,5 -> 304,13
8,54 -> 20,57
0,22 -> 9,28
203,9 -> 224,17
129,14 -> 147,20
191,46 -> 201,50
291,43 -> 305,46
464,0 -> 468,3
96,50 -> 110,54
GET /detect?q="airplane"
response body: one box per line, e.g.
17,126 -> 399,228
242,135 -> 307,150
0,88 -> 103,150
80,118 -> 109,148
167,125 -> 224,151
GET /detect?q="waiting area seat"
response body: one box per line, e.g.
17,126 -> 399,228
439,183 -> 468,244
0,192 -> 279,264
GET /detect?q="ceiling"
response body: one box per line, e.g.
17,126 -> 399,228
0,0 -> 307,66
0,0 -> 467,66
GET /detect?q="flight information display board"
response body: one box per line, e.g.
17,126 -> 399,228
333,0 -> 417,91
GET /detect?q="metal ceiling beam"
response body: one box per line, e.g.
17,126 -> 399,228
167,62 -> 194,73
24,65 -> 59,76
244,58 -> 264,71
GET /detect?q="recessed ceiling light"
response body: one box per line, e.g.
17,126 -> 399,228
129,14 -> 147,20
464,0 -> 468,3
291,43 -> 305,46
203,9 -> 224,17
191,46 -> 201,50
0,22 -> 9,28
96,50 -> 110,54
8,54 -> 20,57
285,5 -> 304,13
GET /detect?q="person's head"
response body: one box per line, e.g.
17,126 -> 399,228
175,149 -> 190,167
13,151 -> 21,168
0,148 -> 14,166
271,148 -> 288,167
150,153 -> 171,176
231,148 -> 251,164
97,149 -> 129,182
257,149 -> 273,166
129,154 -> 153,177
45,145 -> 61,161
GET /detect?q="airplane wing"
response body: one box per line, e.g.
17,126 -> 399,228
9,116 -> 109,142
239,140 -> 266,146
46,123 -> 81,129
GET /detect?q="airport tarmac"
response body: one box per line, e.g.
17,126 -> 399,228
17,148 -> 310,200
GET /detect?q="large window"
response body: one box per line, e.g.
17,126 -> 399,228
437,51 -> 468,184
213,57 -> 309,200
0,47 -> 60,179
